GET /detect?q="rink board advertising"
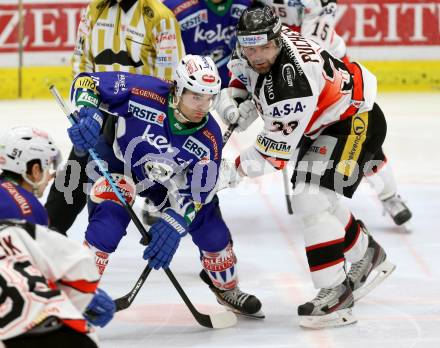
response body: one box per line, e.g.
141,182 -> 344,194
0,0 -> 439,97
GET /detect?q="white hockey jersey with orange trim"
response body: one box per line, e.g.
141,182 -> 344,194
228,27 -> 377,176
0,222 -> 99,340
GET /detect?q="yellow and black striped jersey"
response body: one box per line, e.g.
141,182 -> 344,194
72,0 -> 185,81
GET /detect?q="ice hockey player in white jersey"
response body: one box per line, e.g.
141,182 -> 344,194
0,127 -> 115,347
216,6 -> 396,328
256,0 -> 412,228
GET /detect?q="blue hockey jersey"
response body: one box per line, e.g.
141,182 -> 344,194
0,179 -> 49,226
71,72 -> 223,219
162,0 -> 251,87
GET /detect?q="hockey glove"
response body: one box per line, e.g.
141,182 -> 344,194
215,88 -> 259,132
143,209 -> 186,270
236,100 -> 259,132
84,288 -> 116,328
217,158 -> 243,191
216,88 -> 241,126
67,107 -> 104,152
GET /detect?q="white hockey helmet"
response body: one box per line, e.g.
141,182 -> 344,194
174,55 -> 221,98
0,126 -> 61,177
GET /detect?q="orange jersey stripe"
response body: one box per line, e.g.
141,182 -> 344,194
60,279 -> 99,294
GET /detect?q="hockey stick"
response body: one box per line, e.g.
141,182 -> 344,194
222,123 -> 237,144
49,85 -> 237,329
282,167 -> 293,215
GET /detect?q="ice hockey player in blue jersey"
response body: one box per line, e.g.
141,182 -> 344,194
67,54 -> 264,318
163,0 -> 251,88
0,126 -> 61,226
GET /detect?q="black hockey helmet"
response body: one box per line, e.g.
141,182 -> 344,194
236,5 -> 282,46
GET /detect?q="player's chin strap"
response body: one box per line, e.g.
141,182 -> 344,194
48,84 -> 237,330
170,94 -> 194,123
22,170 -> 50,198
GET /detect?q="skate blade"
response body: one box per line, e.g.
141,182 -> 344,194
353,259 -> 396,302
299,308 -> 357,329
230,308 -> 265,320
217,300 -> 265,319
399,222 -> 412,233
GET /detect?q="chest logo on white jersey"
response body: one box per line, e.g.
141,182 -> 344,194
270,101 -> 305,118
183,137 -> 210,160
128,100 -> 165,126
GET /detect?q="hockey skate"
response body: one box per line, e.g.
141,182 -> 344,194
200,270 -> 265,319
298,280 -> 356,329
382,194 -> 412,231
348,225 -> 396,302
141,198 -> 161,226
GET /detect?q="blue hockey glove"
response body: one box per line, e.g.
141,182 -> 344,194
143,209 -> 187,270
84,288 -> 116,328
67,107 -> 103,152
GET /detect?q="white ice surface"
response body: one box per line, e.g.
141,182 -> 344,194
1,93 -> 440,348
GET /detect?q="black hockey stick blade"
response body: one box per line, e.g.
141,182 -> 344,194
164,269 -> 237,329
114,265 -> 153,311
114,266 -> 237,328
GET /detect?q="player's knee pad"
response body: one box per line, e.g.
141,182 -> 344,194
201,243 -> 237,290
90,173 -> 136,207
326,193 -> 352,227
291,184 -> 335,220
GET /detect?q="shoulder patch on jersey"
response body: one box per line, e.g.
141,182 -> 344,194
74,76 -> 97,93
76,90 -> 100,107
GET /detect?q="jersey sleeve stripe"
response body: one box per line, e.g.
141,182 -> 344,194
59,279 -> 99,293
62,318 -> 88,333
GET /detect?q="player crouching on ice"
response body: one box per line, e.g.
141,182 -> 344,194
65,55 -> 263,319
0,127 -> 115,348
215,6 -> 396,328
